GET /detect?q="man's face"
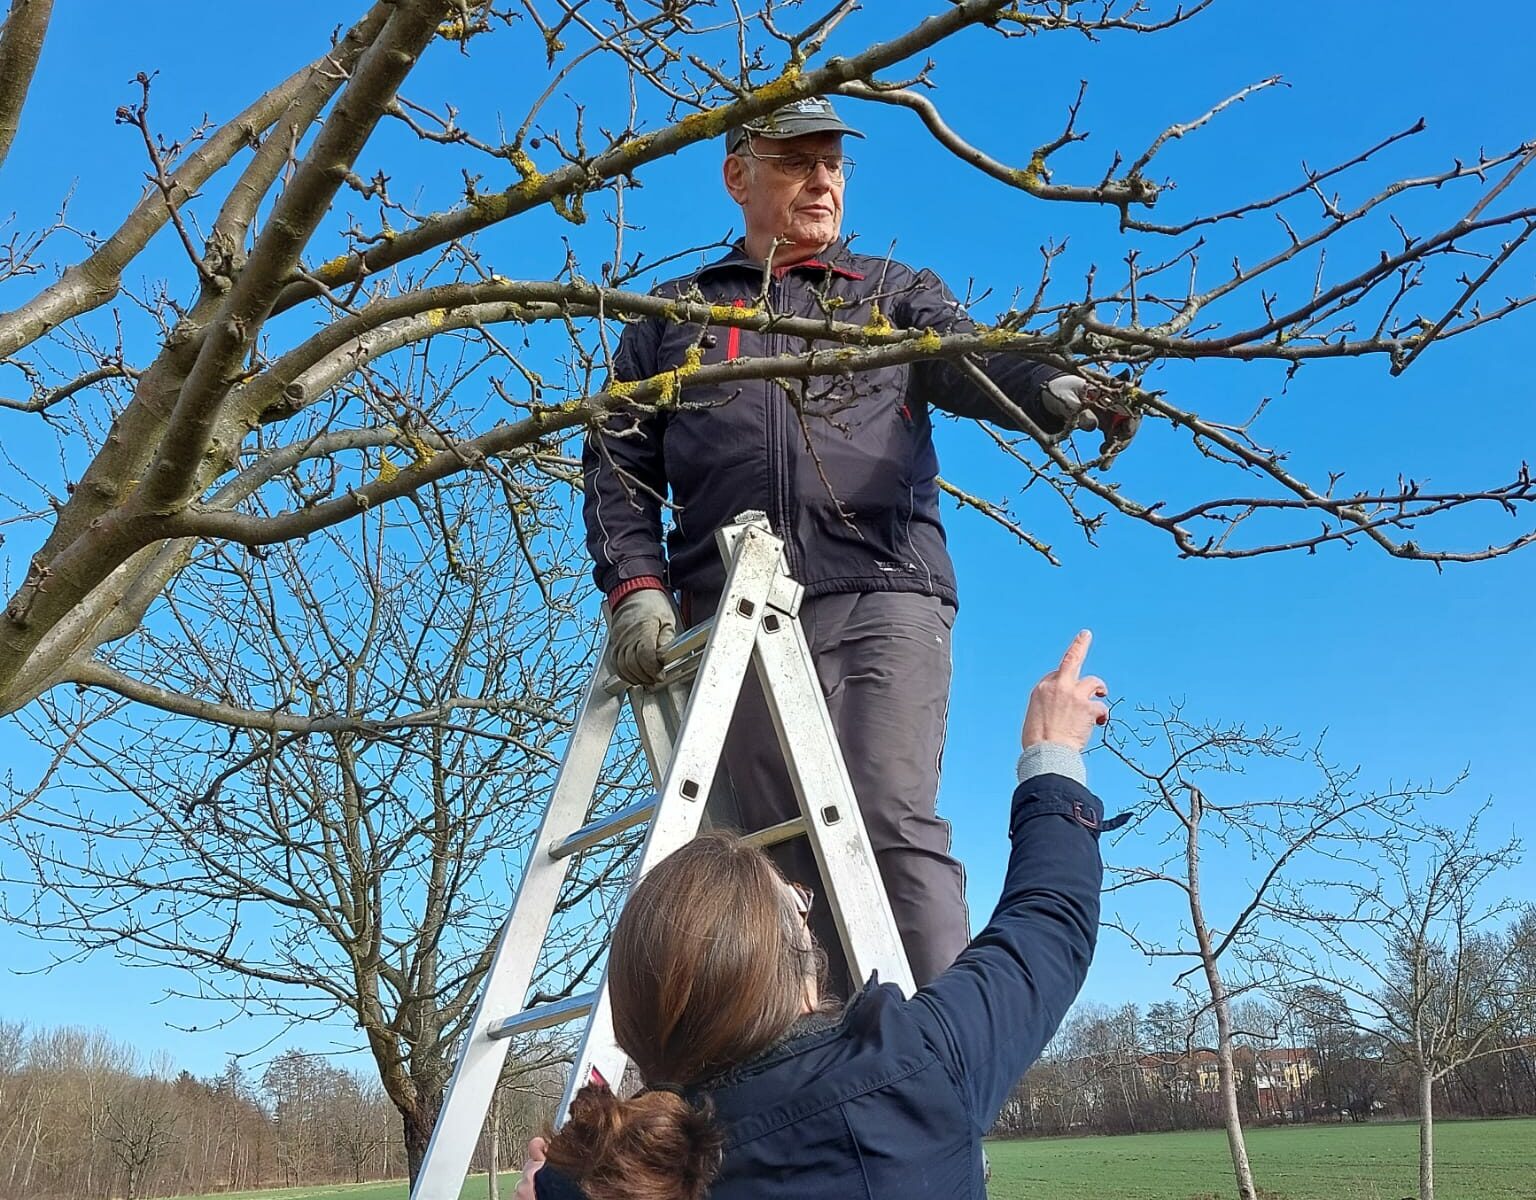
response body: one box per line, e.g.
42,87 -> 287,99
724,131 -> 847,261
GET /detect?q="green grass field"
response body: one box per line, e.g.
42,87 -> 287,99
984,1117 -> 1536,1200
200,1117 -> 1536,1200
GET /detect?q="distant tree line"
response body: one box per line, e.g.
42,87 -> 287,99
0,1021 -> 560,1199
995,907 -> 1536,1139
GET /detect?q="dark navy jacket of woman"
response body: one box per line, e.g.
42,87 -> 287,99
535,770 -> 1111,1200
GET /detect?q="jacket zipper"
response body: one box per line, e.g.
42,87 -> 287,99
765,274 -> 801,582
726,297 -> 745,359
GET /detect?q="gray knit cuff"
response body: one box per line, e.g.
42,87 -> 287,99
1017,743 -> 1087,787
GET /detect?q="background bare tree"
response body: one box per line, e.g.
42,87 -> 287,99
1103,709 -> 1430,1200
0,1023 -> 281,1198
0,1014 -> 575,1199
102,1072 -> 179,1200
1270,809 -> 1535,1200
0,468 -> 632,1173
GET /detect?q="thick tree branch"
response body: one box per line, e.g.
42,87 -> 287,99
0,0 -> 53,173
207,5 -> 392,274
0,35 -> 349,359
138,0 -> 455,514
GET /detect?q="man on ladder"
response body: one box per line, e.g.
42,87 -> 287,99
584,96 -> 1137,986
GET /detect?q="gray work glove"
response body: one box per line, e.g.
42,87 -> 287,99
1040,374 -> 1141,466
608,588 -> 677,686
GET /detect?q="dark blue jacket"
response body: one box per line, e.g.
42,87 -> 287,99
582,242 -> 1066,607
536,772 -> 1108,1200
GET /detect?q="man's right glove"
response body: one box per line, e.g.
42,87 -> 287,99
1040,374 -> 1141,467
608,588 -> 677,686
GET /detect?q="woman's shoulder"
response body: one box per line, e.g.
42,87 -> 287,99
703,979 -> 951,1127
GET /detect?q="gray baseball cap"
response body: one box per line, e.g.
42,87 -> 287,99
726,96 -> 864,153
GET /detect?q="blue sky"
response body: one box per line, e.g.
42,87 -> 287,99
1,2 -> 1533,1077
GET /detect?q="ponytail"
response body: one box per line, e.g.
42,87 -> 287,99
542,1082 -> 723,1200
540,833 -> 812,1198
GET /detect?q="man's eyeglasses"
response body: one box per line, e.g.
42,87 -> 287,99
741,146 -> 855,183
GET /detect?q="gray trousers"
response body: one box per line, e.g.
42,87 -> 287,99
689,589 -> 971,991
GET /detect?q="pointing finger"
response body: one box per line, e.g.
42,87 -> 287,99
1058,629 -> 1092,681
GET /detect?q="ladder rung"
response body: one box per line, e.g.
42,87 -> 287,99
740,816 -> 807,850
663,617 -> 714,665
489,991 -> 595,1040
551,794 -> 658,861
602,618 -> 716,696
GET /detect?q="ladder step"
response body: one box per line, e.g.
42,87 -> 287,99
602,617 -> 716,695
551,794 -> 658,861
489,991 -> 596,1040
662,616 -> 714,666
740,816 -> 808,850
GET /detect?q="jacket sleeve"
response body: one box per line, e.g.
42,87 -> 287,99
582,315 -> 670,595
897,267 -> 1069,435
907,773 -> 1105,1133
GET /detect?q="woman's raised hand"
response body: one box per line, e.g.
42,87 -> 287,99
1020,630 -> 1109,752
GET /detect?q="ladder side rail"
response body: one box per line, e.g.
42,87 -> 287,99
630,681 -> 686,785
555,526 -> 786,1122
410,648 -> 627,1200
752,611 -> 918,996
637,673 -> 747,832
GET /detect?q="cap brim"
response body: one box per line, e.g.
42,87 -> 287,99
729,115 -> 863,151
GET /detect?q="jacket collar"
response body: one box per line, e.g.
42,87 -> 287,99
686,975 -> 880,1107
697,239 -> 866,282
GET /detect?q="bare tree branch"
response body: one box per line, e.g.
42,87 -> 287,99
0,0 -> 53,172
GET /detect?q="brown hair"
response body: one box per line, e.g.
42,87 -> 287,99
542,832 -> 814,1199
542,1085 -> 722,1200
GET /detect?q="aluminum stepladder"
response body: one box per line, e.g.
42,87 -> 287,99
410,514 -> 915,1200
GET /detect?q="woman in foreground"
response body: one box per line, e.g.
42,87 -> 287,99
520,630 -> 1117,1200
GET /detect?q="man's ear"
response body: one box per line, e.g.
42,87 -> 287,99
723,152 -> 751,204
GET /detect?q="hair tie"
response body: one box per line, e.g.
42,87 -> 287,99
638,1081 -> 714,1115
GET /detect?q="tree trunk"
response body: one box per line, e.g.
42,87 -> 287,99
488,1085 -> 501,1200
1210,989 -> 1258,1200
404,1091 -> 443,1185
1419,1070 -> 1435,1200
1187,795 -> 1257,1200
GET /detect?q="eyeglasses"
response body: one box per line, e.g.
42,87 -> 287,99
788,880 -> 815,921
740,146 -> 855,183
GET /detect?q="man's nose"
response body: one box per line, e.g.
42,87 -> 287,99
806,161 -> 838,189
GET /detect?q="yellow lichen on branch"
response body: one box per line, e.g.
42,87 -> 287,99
606,345 -> 706,407
1014,151 -> 1048,192
676,65 -> 806,143
316,254 -> 352,279
507,147 -> 541,182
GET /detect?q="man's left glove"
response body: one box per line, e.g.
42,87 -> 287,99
1040,374 -> 1141,465
608,588 -> 677,686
